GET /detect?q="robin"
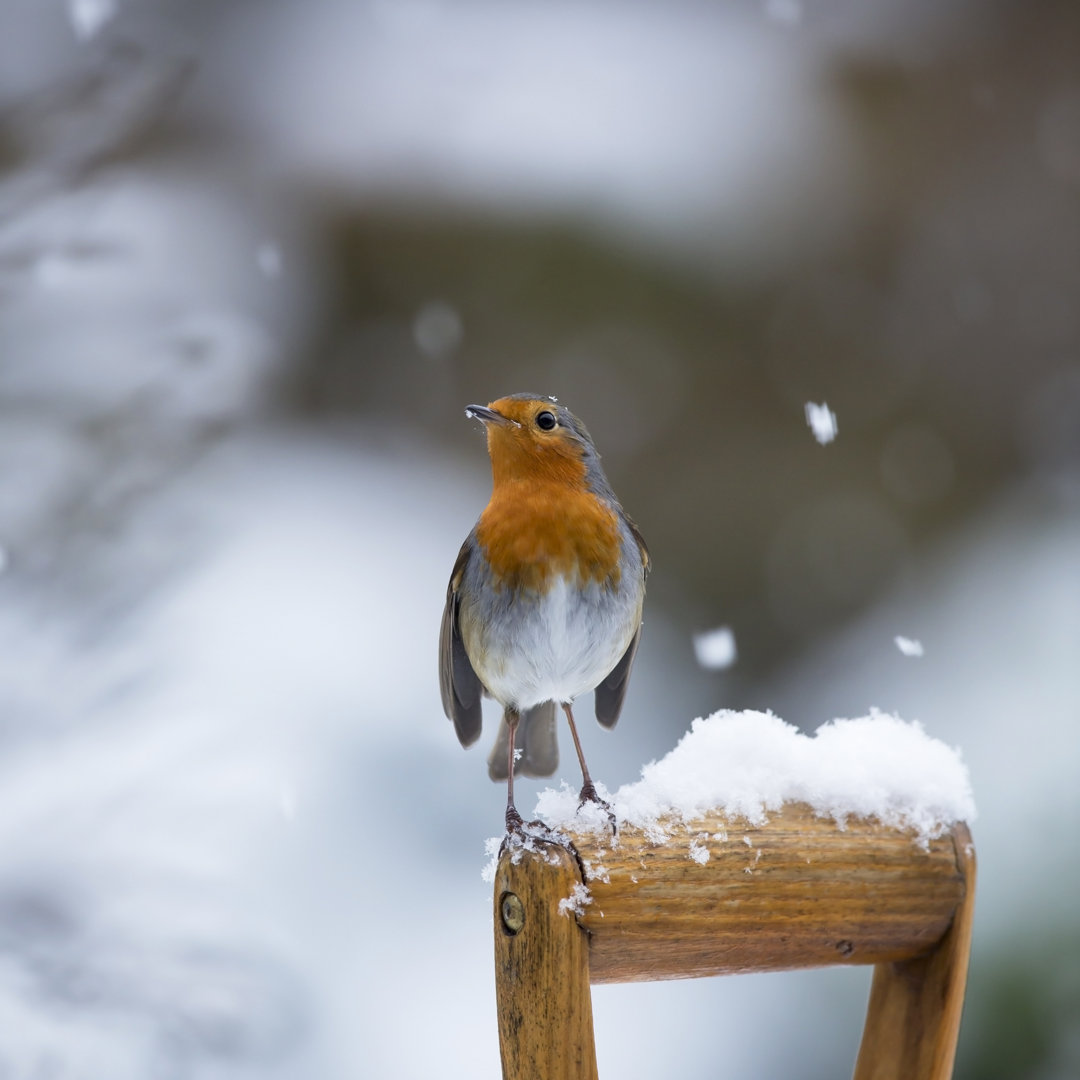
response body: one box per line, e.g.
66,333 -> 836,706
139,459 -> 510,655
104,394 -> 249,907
439,393 -> 649,832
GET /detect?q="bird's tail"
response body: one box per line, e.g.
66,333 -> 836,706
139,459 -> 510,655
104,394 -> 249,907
487,702 -> 559,780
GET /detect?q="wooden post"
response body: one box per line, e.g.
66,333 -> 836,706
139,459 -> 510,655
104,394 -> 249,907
493,839 -> 599,1080
852,823 -> 977,1080
492,803 -> 975,1080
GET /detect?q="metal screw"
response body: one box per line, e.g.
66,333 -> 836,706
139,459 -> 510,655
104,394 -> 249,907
501,892 -> 525,934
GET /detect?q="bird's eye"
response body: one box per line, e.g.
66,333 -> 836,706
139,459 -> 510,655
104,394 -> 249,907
535,410 -> 557,431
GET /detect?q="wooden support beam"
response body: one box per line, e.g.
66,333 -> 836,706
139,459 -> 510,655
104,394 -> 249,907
493,839 -> 599,1080
492,802 -> 975,1080
573,802 -> 965,983
853,822 -> 976,1080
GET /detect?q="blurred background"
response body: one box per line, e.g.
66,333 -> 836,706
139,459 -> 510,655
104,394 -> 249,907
0,0 -> 1078,1076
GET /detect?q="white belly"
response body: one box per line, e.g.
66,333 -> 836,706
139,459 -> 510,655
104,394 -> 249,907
466,575 -> 639,711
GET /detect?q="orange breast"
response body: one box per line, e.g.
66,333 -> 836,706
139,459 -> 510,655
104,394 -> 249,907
476,482 -> 622,592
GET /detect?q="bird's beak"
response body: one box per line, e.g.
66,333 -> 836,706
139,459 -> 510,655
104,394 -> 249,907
465,404 -> 520,428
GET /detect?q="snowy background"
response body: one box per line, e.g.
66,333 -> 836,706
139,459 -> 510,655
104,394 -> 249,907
1,0 -> 1078,1077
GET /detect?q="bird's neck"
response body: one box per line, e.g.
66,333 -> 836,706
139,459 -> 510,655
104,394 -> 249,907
487,437 -> 586,489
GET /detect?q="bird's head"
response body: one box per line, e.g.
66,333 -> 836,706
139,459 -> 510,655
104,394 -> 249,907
465,394 -> 600,489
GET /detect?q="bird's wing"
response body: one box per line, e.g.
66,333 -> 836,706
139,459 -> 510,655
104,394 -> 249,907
594,624 -> 641,729
625,513 -> 651,578
439,538 -> 484,746
595,517 -> 649,729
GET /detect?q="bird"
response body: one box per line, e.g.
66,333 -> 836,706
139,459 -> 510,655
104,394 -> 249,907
439,393 -> 649,832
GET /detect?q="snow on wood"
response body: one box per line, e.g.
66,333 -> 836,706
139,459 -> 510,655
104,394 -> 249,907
535,708 -> 974,844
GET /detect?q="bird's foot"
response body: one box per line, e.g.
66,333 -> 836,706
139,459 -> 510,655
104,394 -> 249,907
578,781 -> 618,835
505,803 -> 525,834
500,809 -> 568,857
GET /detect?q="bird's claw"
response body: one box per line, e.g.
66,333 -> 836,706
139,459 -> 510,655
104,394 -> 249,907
578,781 -> 618,835
501,806 -> 566,855
505,804 -> 525,834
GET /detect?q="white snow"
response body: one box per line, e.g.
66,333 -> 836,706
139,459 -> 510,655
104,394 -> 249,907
533,709 -> 975,845
559,882 -> 594,917
69,0 -> 117,40
481,828 -> 570,885
480,836 -> 504,884
693,626 -> 737,670
582,859 -> 611,884
894,635 -> 925,657
805,401 -> 838,444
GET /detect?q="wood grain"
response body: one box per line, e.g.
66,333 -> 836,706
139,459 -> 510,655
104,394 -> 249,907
568,802 -> 965,984
852,822 -> 977,1080
493,839 -> 599,1080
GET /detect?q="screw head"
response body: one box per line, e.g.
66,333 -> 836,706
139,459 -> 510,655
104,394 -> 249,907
500,892 -> 525,934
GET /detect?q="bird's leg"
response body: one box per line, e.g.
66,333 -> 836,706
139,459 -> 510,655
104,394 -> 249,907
563,701 -> 599,802
504,708 -> 524,833
562,702 -> 616,830
503,708 -> 559,841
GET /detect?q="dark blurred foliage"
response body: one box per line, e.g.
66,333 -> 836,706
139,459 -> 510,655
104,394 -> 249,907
959,934 -> 1080,1080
